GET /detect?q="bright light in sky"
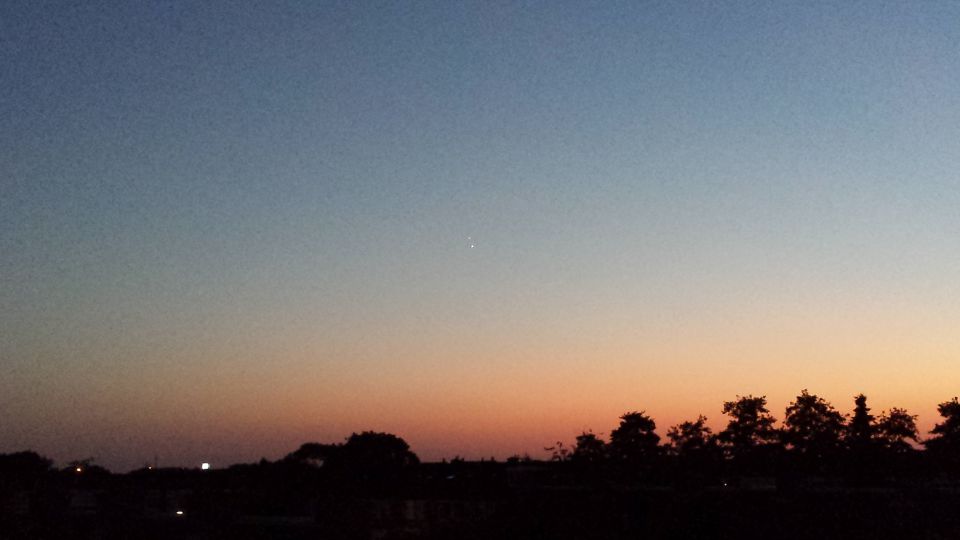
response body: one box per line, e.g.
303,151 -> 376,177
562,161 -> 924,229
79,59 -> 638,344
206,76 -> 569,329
201,462 -> 210,470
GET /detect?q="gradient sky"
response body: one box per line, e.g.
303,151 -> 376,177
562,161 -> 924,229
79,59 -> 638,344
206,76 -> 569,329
3,1 -> 960,471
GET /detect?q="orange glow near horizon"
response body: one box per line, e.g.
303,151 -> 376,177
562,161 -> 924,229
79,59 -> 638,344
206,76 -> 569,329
5,2 -> 960,473
7,294 -> 957,471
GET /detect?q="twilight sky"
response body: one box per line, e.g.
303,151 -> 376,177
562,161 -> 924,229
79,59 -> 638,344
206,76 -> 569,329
3,1 -> 960,471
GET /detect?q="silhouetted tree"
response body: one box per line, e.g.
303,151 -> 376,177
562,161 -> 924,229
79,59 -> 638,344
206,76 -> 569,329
876,408 -> 919,454
846,394 -> 875,450
281,432 -> 418,494
925,397 -> 960,471
667,416 -> 722,484
609,411 -> 661,464
284,442 -> 340,468
339,431 -> 419,470
666,416 -> 716,456
0,451 -> 52,489
841,394 -> 882,482
718,395 -> 780,474
782,390 -> 845,465
718,395 -> 778,453
571,431 -> 607,463
928,398 -> 960,444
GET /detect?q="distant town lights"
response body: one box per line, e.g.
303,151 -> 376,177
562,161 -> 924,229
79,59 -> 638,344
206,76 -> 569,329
201,462 -> 210,470
75,467 -> 82,473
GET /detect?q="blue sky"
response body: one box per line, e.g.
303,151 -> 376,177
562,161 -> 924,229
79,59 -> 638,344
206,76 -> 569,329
3,1 -> 960,470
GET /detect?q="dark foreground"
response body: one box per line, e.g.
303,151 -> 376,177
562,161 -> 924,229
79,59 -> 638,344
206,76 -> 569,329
5,461 -> 960,540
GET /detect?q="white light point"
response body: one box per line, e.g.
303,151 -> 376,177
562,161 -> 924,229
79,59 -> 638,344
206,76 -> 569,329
201,462 -> 210,470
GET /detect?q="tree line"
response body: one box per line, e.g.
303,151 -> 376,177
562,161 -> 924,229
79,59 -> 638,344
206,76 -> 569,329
4,392 -> 960,484
552,392 -> 960,481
